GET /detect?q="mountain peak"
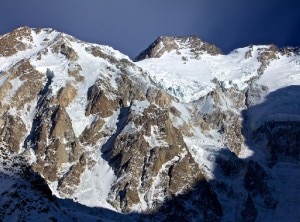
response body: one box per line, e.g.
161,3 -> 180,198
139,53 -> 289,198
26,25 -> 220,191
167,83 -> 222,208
0,26 -> 61,58
1,27 -> 300,221
134,35 -> 222,61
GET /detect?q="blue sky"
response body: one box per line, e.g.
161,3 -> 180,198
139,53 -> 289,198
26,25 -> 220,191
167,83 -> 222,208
1,0 -> 300,58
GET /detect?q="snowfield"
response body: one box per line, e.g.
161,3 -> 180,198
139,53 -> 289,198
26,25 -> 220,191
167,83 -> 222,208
135,45 -> 279,103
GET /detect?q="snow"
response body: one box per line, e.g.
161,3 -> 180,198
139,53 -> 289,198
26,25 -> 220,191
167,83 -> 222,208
198,95 -> 215,114
145,151 -> 187,209
130,100 -> 150,116
135,45 -> 262,103
73,148 -> 116,210
103,110 -> 120,130
1,28 -> 300,219
67,109 -> 121,209
136,44 -> 299,104
144,125 -> 168,147
246,84 -> 300,131
63,39 -> 145,136
137,55 -> 213,103
122,121 -> 137,133
18,98 -> 38,132
28,32 -> 127,137
171,101 -> 192,122
0,28 -> 60,73
99,44 -> 130,61
257,54 -> 300,93
0,29 -> 127,211
2,76 -> 24,104
184,137 -> 223,179
24,148 -> 37,165
64,41 -> 106,136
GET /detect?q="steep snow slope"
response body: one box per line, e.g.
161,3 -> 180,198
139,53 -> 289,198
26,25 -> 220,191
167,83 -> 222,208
136,42 -> 300,103
257,54 -> 300,92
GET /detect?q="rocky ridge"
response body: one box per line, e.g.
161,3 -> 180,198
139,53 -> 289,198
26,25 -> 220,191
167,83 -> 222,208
134,35 -> 222,61
0,27 -> 299,221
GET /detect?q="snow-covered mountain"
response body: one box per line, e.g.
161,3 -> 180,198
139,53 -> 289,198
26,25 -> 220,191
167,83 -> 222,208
0,27 -> 299,221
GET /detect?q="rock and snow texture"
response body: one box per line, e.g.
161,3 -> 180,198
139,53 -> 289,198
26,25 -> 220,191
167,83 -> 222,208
136,38 -> 298,103
0,27 -> 300,221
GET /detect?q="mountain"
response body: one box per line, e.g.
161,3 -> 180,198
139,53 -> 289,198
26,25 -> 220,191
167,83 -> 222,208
134,36 -> 222,61
0,26 -> 299,221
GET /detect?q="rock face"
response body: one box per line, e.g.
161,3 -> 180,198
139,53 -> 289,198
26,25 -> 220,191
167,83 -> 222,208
0,27 -> 300,221
134,36 -> 222,61
0,27 -> 33,57
105,104 -> 205,212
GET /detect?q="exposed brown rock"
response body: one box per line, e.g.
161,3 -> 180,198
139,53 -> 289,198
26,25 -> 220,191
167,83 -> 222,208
169,106 -> 181,117
0,74 -> 13,102
0,61 -> 44,110
29,104 -> 82,182
58,154 -> 87,196
117,74 -> 147,105
0,26 -> 33,57
2,27 -> 292,219
60,43 -> 78,61
146,87 -> 172,107
138,36 -> 179,59
80,118 -> 106,145
170,153 -> 204,193
86,46 -> 118,64
56,83 -> 77,107
224,87 -> 245,109
224,115 -> 244,154
0,115 -> 26,153
68,63 -> 84,82
106,104 -> 204,212
85,81 -> 118,118
51,39 -> 78,61
192,81 -> 246,155
155,90 -> 172,107
33,139 -> 67,182
135,36 -> 222,61
178,123 -> 194,137
12,63 -> 44,110
257,45 -> 279,75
